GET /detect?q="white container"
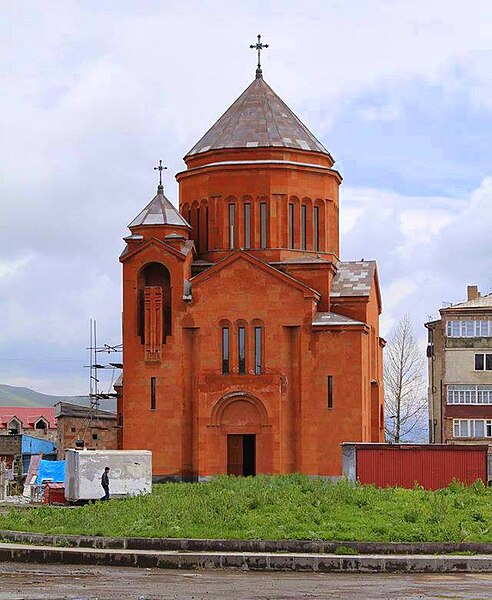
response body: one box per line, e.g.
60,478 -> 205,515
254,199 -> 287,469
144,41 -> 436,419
65,449 -> 152,502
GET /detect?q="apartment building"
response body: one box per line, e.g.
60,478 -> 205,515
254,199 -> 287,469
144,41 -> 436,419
426,285 -> 492,444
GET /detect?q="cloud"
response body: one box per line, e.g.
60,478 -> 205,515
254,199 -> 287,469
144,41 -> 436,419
1,1 -> 492,393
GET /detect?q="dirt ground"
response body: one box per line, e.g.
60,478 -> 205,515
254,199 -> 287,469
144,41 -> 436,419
0,563 -> 491,600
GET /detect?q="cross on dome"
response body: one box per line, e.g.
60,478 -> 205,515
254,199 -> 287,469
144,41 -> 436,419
250,34 -> 269,79
153,160 -> 167,189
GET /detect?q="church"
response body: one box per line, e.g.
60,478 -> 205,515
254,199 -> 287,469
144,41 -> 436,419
118,46 -> 385,480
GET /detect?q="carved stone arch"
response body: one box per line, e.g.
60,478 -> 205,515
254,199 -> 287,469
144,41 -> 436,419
210,391 -> 269,428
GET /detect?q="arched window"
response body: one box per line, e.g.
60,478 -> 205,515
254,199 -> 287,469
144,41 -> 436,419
219,319 -> 232,375
35,418 -> 48,433
252,320 -> 264,375
8,418 -> 21,435
138,263 -> 172,358
259,196 -> 268,249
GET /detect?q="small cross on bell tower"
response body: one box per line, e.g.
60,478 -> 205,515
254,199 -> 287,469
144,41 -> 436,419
250,34 -> 269,79
154,160 -> 167,191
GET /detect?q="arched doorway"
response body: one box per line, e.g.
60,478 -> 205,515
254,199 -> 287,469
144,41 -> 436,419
211,393 -> 269,477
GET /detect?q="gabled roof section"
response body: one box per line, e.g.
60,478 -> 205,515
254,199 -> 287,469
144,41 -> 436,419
119,237 -> 190,263
331,261 -> 376,298
186,75 -> 331,158
190,250 -> 320,299
129,185 -> 190,229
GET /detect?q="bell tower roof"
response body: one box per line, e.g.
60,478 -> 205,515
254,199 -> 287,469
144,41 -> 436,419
129,185 -> 190,229
185,76 -> 331,158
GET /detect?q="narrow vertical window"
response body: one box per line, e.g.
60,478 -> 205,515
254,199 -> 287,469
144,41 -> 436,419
254,327 -> 262,375
222,328 -> 230,375
314,206 -> 319,251
301,205 -> 307,250
327,375 -> 333,409
260,202 -> 267,249
196,207 -> 200,253
205,206 -> 209,251
289,203 -> 295,249
475,354 -> 485,370
238,327 -> 246,374
150,377 -> 156,410
229,204 -> 235,249
244,203 -> 251,249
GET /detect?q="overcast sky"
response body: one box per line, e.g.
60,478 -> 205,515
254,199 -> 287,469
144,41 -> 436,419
1,1 -> 492,395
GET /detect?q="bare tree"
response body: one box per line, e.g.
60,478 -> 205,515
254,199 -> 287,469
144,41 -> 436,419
384,314 -> 427,443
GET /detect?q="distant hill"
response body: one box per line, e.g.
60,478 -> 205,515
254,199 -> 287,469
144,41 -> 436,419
0,384 -> 89,408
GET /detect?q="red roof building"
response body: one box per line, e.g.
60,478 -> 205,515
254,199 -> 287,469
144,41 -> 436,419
0,407 -> 56,440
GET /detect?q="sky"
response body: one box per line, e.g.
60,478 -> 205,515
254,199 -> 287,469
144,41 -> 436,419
1,1 -> 492,395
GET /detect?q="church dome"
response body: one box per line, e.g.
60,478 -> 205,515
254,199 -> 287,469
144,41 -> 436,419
129,185 -> 190,229
185,74 -> 331,158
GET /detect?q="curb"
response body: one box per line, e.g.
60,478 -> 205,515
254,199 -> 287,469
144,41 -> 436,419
1,530 -> 492,556
0,543 -> 492,573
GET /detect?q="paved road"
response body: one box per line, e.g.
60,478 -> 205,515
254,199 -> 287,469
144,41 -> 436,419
1,563 -> 492,599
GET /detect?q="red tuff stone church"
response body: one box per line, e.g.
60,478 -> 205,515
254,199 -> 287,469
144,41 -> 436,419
119,57 -> 385,480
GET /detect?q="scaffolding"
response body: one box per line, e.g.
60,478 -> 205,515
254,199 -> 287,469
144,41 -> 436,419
77,319 -> 122,449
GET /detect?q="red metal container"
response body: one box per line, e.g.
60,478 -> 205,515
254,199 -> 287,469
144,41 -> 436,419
342,443 -> 488,490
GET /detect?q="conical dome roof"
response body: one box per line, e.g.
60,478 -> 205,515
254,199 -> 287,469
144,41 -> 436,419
129,185 -> 190,228
186,75 -> 330,157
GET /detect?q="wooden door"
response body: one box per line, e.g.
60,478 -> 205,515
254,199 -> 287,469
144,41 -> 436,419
227,435 -> 243,476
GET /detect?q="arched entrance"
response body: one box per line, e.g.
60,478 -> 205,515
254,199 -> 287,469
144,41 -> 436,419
210,392 -> 269,477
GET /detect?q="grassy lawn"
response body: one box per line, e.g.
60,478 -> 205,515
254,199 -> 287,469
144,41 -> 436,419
0,475 -> 491,542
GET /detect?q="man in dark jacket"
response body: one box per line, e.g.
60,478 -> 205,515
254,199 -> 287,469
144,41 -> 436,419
100,466 -> 110,501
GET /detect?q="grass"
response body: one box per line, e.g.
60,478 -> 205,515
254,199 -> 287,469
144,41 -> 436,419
0,475 -> 491,542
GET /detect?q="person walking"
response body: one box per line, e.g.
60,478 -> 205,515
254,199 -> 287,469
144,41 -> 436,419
100,466 -> 110,501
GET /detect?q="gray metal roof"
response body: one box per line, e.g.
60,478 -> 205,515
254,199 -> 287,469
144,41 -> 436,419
186,75 -> 330,157
330,261 -> 376,297
129,185 -> 190,229
447,293 -> 492,309
312,312 -> 365,327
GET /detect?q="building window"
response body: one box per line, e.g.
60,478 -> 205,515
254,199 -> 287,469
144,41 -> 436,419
205,205 -> 209,251
222,327 -> 230,374
314,206 -> 319,251
244,203 -> 251,249
327,375 -> 333,409
238,327 -> 246,374
475,353 -> 492,371
260,202 -> 267,249
229,204 -> 236,249
448,384 -> 492,404
288,203 -> 295,249
196,207 -> 201,253
150,377 -> 156,410
453,419 -> 492,438
301,205 -> 307,250
447,320 -> 492,338
92,433 -> 98,441
71,427 -> 76,433
254,327 -> 262,375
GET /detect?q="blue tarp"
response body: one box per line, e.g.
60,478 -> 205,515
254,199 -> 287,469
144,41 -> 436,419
36,459 -> 65,484
22,435 -> 57,456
